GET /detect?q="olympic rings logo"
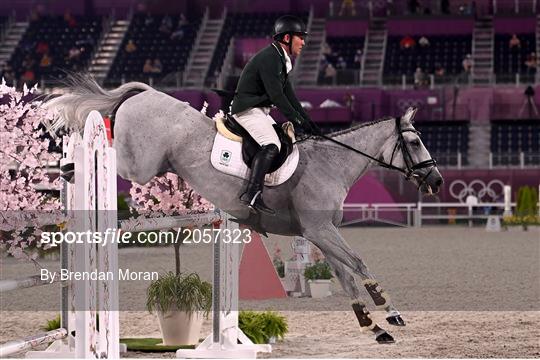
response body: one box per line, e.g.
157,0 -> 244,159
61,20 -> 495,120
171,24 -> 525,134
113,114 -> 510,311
449,179 -> 505,203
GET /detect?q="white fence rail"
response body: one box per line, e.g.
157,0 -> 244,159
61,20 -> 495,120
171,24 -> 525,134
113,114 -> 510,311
343,201 -> 524,228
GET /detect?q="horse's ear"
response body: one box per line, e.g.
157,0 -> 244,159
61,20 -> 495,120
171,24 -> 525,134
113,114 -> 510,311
403,107 -> 418,124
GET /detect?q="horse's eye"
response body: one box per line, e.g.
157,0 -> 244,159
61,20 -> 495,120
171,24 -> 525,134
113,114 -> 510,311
411,140 -> 420,147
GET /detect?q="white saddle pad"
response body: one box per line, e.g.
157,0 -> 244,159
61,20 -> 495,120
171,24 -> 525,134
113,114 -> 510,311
210,132 -> 299,186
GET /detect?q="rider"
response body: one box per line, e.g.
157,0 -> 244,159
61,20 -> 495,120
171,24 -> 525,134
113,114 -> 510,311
231,15 -> 320,215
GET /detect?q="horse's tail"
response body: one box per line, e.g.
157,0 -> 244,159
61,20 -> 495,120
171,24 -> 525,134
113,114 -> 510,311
45,73 -> 152,132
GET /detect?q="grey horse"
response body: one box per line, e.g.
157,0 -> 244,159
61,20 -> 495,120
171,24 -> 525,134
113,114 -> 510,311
46,76 -> 443,344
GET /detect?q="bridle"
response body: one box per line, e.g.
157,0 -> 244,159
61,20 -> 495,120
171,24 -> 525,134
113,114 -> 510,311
382,117 -> 437,186
306,117 -> 437,188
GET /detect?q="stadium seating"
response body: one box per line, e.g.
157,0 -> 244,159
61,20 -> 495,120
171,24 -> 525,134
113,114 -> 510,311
415,121 -> 469,166
494,33 -> 536,84
319,36 -> 364,85
105,14 -> 199,86
325,36 -> 365,69
491,120 -> 540,165
383,35 -> 472,85
8,15 -> 102,83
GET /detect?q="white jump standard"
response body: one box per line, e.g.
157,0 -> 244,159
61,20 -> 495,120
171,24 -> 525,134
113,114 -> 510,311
176,214 -> 272,359
0,111 -> 120,359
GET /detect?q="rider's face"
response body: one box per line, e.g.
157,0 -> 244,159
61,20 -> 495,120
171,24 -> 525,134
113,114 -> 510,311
284,34 -> 305,57
292,35 -> 305,56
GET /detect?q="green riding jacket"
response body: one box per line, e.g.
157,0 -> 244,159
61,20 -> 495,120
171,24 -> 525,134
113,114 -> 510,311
231,41 -> 310,126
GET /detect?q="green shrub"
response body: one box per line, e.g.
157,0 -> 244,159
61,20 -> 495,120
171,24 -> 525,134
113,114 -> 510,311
239,311 -> 288,344
503,215 -> 540,226
43,314 -> 61,331
43,314 -> 102,332
117,193 -> 130,212
273,258 -> 285,278
516,186 -> 538,217
146,272 -> 212,315
303,261 -> 333,281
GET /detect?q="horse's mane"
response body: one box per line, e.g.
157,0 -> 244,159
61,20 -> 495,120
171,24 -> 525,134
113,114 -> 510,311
328,116 -> 394,137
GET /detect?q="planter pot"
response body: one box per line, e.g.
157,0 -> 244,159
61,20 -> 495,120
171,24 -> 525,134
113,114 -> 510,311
157,310 -> 204,345
307,279 -> 332,298
505,225 -> 534,232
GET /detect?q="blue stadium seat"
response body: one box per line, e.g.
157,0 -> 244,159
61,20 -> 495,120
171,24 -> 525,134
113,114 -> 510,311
8,15 -> 102,83
491,120 -> 540,165
383,35 -> 472,85
414,120 -> 470,166
105,14 -> 200,86
494,33 -> 536,83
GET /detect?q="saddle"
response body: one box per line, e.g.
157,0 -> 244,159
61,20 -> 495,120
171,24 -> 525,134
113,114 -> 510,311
218,114 -> 294,173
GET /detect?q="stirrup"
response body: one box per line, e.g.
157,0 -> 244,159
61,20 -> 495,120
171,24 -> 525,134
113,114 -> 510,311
240,191 -> 275,215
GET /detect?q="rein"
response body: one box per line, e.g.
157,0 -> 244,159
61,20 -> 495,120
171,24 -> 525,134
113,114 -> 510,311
300,117 -> 437,183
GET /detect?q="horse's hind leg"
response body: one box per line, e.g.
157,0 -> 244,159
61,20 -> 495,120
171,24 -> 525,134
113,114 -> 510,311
113,110 -> 169,185
324,254 -> 395,344
303,225 -> 405,327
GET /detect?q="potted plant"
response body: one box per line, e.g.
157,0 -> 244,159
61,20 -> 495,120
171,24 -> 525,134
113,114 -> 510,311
503,186 -> 540,231
303,261 -> 333,298
238,311 -> 288,344
146,272 -> 212,345
130,173 -> 214,346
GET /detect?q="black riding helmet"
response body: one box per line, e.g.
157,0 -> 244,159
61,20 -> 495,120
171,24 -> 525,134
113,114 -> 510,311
272,15 -> 308,55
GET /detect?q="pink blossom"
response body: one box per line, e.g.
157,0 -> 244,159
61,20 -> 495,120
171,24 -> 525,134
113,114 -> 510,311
1,83 -> 62,259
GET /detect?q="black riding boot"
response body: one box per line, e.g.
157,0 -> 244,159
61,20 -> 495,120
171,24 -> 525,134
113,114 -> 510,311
240,144 -> 279,215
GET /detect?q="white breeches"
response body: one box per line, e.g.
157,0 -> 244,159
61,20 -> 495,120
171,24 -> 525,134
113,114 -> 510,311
233,107 -> 281,151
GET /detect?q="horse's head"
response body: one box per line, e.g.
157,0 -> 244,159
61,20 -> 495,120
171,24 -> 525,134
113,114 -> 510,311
381,107 -> 443,195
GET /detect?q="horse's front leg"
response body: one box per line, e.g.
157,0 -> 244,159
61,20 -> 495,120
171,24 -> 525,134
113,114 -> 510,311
324,253 -> 395,344
303,225 -> 405,327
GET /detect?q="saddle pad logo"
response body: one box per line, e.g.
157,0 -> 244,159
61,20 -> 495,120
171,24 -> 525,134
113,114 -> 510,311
220,150 -> 232,165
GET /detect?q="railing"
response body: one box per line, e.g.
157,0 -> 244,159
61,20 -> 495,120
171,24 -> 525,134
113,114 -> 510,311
492,0 -> 538,14
359,22 -> 369,85
293,6 -> 314,86
343,201 -> 522,228
367,0 -> 537,16
0,13 -> 13,43
216,37 -> 235,89
383,73 -> 472,89
495,73 -> 537,85
182,6 -> 209,86
88,14 -> 112,79
432,152 -> 465,168
205,7 -> 228,88
416,202 -> 517,227
155,71 -> 185,89
316,70 -> 534,88
343,203 -> 416,227
413,104 -> 467,121
379,28 -> 388,86
318,69 -> 361,86
489,152 -> 540,168
92,73 -> 185,90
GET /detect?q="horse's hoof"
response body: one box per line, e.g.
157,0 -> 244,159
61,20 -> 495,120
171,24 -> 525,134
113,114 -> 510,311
386,314 -> 406,326
375,331 -> 395,344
